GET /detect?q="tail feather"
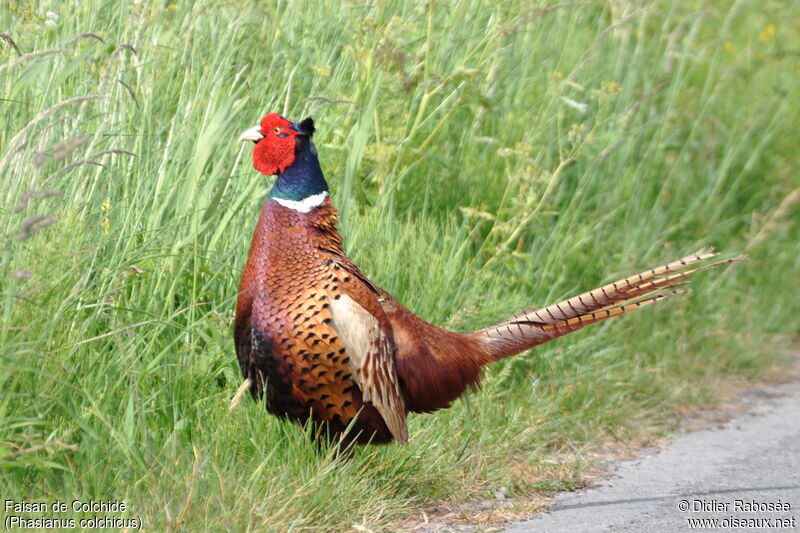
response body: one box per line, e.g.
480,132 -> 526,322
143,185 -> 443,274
474,250 -> 746,361
537,288 -> 690,334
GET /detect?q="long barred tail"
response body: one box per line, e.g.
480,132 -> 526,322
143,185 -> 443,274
473,249 -> 746,361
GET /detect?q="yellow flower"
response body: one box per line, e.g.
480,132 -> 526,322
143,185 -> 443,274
568,123 -> 587,145
514,142 -> 533,152
759,24 -> 776,43
310,65 -> 331,78
723,42 -> 735,53
548,71 -> 564,83
600,80 -> 622,94
100,199 -> 111,232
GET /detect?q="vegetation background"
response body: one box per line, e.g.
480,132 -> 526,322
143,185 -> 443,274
1,0 -> 798,530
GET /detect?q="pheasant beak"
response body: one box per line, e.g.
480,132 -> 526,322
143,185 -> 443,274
239,125 -> 265,143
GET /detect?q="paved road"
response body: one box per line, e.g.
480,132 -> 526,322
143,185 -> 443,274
504,380 -> 800,532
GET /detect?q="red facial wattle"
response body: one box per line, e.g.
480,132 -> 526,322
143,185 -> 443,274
252,113 -> 300,175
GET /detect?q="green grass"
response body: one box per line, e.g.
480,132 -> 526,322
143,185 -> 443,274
2,0 -> 799,530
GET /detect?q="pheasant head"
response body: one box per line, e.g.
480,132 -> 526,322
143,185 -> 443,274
240,113 -> 327,210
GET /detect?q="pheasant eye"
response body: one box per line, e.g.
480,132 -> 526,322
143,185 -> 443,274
273,127 -> 282,135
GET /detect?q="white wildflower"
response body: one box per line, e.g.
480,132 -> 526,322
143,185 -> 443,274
45,11 -> 59,27
560,96 -> 587,113
459,206 -> 495,221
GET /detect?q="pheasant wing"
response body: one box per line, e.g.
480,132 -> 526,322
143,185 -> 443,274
329,294 -> 408,443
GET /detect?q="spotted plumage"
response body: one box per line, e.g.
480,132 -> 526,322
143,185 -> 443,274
234,112 -> 745,445
235,195 -> 399,442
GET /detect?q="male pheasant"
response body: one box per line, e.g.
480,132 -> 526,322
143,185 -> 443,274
234,112 -> 742,445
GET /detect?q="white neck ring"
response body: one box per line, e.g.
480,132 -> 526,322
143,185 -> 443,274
272,191 -> 329,213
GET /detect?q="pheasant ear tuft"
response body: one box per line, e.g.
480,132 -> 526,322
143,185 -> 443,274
299,117 -> 315,137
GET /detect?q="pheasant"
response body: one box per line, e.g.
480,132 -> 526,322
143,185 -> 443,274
234,112 -> 742,445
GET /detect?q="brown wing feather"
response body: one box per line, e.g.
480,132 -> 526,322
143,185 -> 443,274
329,294 -> 408,443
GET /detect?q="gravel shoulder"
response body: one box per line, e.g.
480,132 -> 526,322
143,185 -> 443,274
503,376 -> 800,532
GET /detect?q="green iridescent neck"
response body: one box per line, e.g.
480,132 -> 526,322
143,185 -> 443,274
269,142 -> 328,202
